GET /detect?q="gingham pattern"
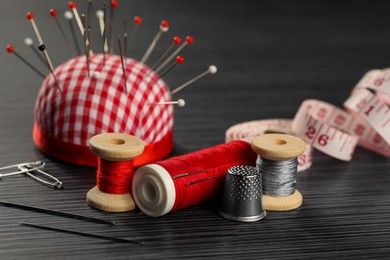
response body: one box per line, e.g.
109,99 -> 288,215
35,54 -> 173,147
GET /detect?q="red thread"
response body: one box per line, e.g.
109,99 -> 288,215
96,158 -> 134,194
156,140 -> 257,212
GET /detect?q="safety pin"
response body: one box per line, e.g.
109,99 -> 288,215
0,161 -> 45,178
18,164 -> 63,189
0,161 -> 63,189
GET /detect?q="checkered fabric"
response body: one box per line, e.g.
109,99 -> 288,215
34,54 -> 173,165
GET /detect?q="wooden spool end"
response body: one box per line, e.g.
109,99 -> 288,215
251,133 -> 306,211
251,133 -> 306,161
262,190 -> 303,211
86,133 -> 145,212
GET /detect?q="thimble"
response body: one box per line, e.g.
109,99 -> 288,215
219,165 -> 266,222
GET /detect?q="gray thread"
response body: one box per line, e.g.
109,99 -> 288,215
256,156 -> 297,197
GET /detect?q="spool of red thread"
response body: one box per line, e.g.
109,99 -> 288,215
132,140 -> 257,217
86,133 -> 144,212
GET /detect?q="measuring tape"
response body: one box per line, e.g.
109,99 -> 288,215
225,68 -> 390,165
225,119 -> 313,171
291,99 -> 360,161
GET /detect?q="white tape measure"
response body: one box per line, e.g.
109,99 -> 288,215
225,68 -> 390,166
225,119 -> 313,171
291,99 -> 359,161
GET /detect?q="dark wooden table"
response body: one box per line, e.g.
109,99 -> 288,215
0,0 -> 389,259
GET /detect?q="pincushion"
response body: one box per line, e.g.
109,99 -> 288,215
33,54 -> 174,167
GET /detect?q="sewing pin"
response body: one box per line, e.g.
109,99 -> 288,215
96,10 -> 105,36
172,169 -> 207,179
68,1 -> 84,36
0,201 -> 114,225
155,35 -> 194,73
26,12 -> 55,71
118,36 -> 128,92
171,65 -> 217,95
145,36 -> 182,78
140,20 -> 170,64
127,16 -> 142,56
123,17 -> 128,61
64,11 -> 81,55
150,99 -> 186,107
158,56 -> 184,79
38,44 -> 62,93
24,37 -> 47,67
50,9 -> 76,57
187,176 -> 215,186
108,0 -> 119,53
6,45 -> 46,79
19,222 -> 142,244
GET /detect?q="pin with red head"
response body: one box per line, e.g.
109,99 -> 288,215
6,44 -> 46,81
140,20 -> 170,64
155,35 -> 194,74
49,8 -> 76,57
146,36 -> 183,78
127,16 -> 143,56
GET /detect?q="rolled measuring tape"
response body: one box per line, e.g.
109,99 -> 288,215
291,99 -> 360,161
353,68 -> 390,105
225,119 -> 313,171
225,68 -> 390,163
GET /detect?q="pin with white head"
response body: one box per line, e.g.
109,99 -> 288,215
64,10 -> 81,55
24,37 -> 46,67
96,10 -> 105,36
171,65 -> 217,95
149,99 -> 186,107
92,71 -> 101,90
140,20 -> 170,64
155,36 -> 194,73
49,9 -> 76,57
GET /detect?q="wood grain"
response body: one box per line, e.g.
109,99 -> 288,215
0,0 -> 389,259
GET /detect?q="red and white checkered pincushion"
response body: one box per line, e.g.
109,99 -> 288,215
33,54 -> 174,167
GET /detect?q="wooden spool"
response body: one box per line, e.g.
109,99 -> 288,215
251,133 -> 306,211
86,133 -> 144,212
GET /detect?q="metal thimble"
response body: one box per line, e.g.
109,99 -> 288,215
219,165 -> 266,222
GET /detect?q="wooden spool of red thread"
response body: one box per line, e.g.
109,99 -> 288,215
86,133 -> 144,212
132,140 -> 257,217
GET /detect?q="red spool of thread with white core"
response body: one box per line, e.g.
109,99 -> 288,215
87,133 -> 144,212
132,140 -> 257,217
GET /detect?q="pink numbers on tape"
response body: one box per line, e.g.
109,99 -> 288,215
225,67 -> 390,169
291,100 -> 359,161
